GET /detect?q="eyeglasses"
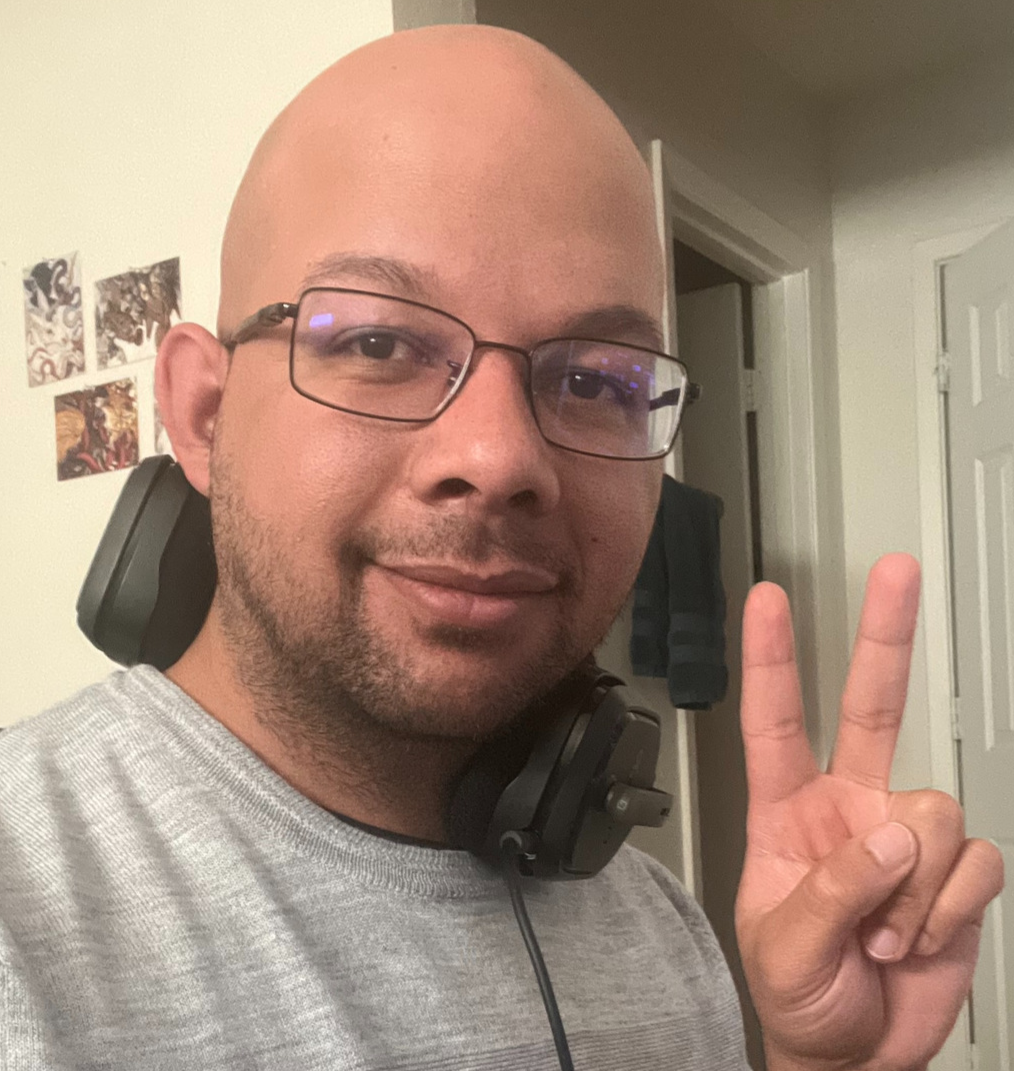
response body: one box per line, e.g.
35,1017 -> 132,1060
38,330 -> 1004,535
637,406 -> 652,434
223,287 -> 700,460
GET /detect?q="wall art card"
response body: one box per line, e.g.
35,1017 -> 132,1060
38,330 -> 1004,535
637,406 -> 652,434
95,257 -> 182,368
55,378 -> 140,481
23,252 -> 86,387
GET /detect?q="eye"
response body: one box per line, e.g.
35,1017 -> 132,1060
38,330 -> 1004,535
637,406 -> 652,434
563,368 -> 638,407
310,326 -> 428,366
565,369 -> 607,399
355,332 -> 397,360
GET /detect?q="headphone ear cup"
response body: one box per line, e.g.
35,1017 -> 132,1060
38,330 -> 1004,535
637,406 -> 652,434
446,730 -> 535,855
446,666 -> 611,867
77,457 -> 215,668
448,666 -> 669,879
139,478 -> 216,668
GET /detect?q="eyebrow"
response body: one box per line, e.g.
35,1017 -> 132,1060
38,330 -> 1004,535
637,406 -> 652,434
297,253 -> 665,351
298,253 -> 438,300
553,306 -> 666,352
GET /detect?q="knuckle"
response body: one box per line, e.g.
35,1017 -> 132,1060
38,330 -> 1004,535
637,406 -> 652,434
900,789 -> 965,840
742,711 -> 806,742
966,839 -> 1006,896
841,701 -> 902,734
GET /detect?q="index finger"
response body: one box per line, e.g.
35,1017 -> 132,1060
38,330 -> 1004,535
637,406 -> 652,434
741,581 -> 820,804
828,553 -> 921,790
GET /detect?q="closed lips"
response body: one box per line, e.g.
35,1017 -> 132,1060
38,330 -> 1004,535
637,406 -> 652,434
378,564 -> 557,595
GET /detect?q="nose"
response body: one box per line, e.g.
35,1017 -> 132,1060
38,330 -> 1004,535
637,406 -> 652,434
406,346 -> 562,517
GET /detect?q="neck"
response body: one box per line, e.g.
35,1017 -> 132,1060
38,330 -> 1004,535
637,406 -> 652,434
165,611 -> 476,844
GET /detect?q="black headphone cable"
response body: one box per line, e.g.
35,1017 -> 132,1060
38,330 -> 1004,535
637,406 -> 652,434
500,833 -> 576,1071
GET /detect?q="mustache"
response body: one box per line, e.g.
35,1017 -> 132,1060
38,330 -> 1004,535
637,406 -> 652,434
339,516 -> 579,592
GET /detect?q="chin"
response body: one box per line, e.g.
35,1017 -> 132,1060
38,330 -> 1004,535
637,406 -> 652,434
385,644 -> 583,741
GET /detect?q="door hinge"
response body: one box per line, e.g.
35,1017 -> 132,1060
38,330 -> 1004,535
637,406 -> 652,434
742,369 -> 759,413
936,351 -> 952,393
951,695 -> 963,741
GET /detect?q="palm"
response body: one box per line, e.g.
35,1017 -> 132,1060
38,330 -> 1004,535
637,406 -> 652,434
735,556 -> 1000,1071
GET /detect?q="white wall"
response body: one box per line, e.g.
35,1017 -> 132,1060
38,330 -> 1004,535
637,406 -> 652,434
0,1 -> 394,727
831,52 -> 1014,791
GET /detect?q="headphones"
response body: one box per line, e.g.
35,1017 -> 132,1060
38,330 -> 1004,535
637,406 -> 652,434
78,457 -> 673,878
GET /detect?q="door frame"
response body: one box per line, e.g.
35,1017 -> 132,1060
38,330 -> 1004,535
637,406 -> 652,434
651,138 -> 831,898
912,221 -> 1007,1071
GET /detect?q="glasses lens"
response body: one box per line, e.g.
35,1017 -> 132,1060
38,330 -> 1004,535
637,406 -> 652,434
529,340 -> 687,458
292,290 -> 473,420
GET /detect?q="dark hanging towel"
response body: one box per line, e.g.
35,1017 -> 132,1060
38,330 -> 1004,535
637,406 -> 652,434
630,474 -> 728,710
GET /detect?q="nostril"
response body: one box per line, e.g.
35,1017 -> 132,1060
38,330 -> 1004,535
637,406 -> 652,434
509,488 -> 539,510
434,477 -> 474,500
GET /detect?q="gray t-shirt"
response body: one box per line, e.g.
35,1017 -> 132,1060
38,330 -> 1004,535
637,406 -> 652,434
0,666 -> 748,1070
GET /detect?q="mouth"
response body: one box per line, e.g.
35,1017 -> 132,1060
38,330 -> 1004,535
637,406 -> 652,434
371,561 -> 559,629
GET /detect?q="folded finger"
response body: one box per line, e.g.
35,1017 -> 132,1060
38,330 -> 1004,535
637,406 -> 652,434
913,838 -> 1005,957
749,822 -> 917,996
861,789 -> 966,962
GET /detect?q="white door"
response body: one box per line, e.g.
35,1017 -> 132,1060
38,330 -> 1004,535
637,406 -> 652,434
946,217 -> 1014,1070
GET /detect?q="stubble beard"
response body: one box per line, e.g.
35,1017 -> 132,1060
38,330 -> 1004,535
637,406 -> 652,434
208,455 -> 608,771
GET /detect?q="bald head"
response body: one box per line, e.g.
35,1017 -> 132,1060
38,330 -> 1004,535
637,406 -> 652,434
218,24 -> 662,337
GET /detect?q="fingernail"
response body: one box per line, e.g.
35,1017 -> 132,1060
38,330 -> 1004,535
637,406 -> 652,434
865,926 -> 901,961
865,823 -> 916,868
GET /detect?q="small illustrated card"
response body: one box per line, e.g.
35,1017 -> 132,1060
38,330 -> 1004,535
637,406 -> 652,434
95,257 -> 182,368
55,378 -> 140,481
23,252 -> 86,387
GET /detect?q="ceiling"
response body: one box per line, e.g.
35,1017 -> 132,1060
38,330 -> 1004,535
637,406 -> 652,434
704,0 -> 1014,99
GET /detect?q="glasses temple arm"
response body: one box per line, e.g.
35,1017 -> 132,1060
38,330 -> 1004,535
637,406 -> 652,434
648,381 -> 702,412
222,302 -> 298,348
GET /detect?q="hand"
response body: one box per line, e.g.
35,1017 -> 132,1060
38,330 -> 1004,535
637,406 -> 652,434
735,554 -> 1004,1071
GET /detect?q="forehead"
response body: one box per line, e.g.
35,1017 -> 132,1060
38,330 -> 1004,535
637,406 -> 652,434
294,252 -> 664,351
267,163 -> 659,340
228,66 -> 663,340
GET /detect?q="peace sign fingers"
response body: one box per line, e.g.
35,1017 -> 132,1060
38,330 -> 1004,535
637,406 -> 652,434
828,554 -> 921,791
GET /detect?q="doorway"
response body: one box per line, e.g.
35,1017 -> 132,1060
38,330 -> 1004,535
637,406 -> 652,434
600,137 -> 830,1071
673,240 -> 765,1071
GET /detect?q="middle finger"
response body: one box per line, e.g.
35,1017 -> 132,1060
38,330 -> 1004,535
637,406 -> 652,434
828,554 -> 921,791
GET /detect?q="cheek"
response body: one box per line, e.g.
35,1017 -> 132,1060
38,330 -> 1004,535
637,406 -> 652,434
217,379 -> 405,549
570,461 -> 662,600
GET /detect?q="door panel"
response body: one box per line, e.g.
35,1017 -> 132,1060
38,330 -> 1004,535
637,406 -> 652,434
946,217 -> 1014,1070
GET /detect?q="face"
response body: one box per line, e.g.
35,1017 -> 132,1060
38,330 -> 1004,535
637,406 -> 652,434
209,67 -> 666,744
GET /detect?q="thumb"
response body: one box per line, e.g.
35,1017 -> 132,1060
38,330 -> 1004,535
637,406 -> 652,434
754,823 -> 918,981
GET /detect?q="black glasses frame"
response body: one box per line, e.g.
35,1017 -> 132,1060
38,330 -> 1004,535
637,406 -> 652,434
222,287 -> 701,461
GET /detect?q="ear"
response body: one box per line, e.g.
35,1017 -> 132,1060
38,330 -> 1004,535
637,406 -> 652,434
155,323 -> 229,497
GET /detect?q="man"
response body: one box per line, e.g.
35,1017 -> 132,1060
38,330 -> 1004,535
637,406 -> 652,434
0,24 -> 1002,1071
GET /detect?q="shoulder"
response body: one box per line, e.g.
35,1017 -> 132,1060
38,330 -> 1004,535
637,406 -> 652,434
0,667 -> 181,853
607,842 -> 705,918
600,843 -> 728,967
0,669 -> 154,788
